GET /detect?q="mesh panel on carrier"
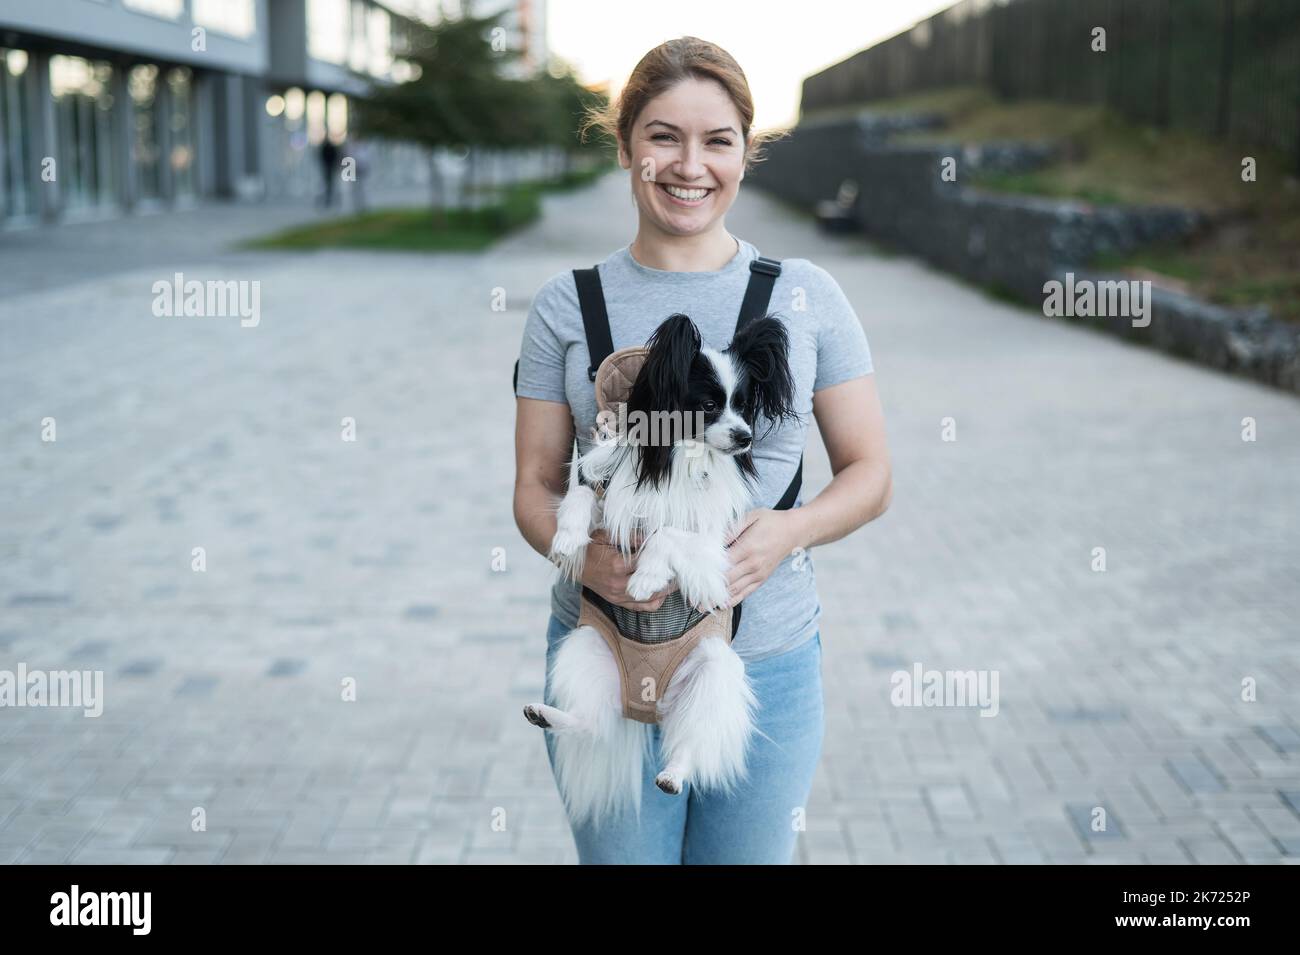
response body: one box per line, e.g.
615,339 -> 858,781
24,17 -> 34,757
582,587 -> 708,645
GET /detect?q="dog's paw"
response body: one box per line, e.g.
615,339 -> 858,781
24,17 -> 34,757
626,567 -> 671,601
549,527 -> 589,559
522,704 -> 551,729
682,574 -> 731,615
655,770 -> 684,796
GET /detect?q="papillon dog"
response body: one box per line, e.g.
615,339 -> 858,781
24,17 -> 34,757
523,313 -> 798,827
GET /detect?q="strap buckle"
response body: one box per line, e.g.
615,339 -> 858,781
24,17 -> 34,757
749,256 -> 781,277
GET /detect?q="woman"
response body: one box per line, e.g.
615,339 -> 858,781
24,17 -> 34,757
513,37 -> 892,864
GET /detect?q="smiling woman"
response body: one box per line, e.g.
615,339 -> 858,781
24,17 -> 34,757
513,36 -> 892,865
579,39 -> 784,272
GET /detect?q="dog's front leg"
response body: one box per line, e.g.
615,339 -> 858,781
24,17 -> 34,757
627,527 -> 730,612
624,528 -> 676,600
549,460 -> 598,582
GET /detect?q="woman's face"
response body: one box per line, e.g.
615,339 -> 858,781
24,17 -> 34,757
619,77 -> 747,238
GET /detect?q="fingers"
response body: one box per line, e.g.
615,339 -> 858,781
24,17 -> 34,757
728,573 -> 762,604
615,592 -> 668,612
725,558 -> 756,588
726,510 -> 763,546
623,597 -> 666,612
608,580 -> 675,612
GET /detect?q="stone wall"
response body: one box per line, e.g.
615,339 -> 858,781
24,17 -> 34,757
748,115 -> 1300,394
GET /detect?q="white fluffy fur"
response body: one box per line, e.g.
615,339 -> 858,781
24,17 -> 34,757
545,626 -> 655,828
529,433 -> 759,825
581,436 -> 751,562
656,635 -> 759,796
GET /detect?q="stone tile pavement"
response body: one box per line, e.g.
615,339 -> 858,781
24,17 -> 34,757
1,172 -> 1298,864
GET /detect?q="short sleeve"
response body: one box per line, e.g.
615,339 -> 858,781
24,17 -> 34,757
808,263 -> 873,392
515,277 -> 570,403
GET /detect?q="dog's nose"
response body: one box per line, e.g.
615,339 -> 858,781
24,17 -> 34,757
730,428 -> 752,449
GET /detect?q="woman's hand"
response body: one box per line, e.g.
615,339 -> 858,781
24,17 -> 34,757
579,529 -> 677,611
725,509 -> 803,604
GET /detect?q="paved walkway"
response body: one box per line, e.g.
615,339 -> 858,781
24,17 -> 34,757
1,173 -> 1298,864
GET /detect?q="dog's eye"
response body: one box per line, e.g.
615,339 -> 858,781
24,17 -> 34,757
702,400 -> 717,413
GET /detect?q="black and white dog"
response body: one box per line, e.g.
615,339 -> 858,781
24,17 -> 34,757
524,313 -> 798,826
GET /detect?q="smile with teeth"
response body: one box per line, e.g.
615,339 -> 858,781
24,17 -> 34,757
659,183 -> 713,203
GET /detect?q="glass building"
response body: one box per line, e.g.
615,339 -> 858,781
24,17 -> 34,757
0,0 -> 548,225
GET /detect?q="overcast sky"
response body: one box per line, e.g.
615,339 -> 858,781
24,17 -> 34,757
545,0 -> 958,130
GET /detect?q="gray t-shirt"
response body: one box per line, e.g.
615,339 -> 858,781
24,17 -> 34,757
516,236 -> 873,662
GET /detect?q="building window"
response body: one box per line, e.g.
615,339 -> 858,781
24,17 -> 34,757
50,55 -> 118,213
167,67 -> 197,200
308,0 -> 349,65
326,92 -> 348,145
129,64 -> 164,203
306,90 -> 327,147
348,0 -> 369,73
122,0 -> 186,20
367,6 -> 392,79
193,0 -> 257,39
1,48 -> 36,220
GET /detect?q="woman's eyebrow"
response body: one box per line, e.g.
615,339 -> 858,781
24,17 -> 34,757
645,120 -> 739,136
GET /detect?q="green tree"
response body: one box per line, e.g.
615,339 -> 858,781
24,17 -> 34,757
354,11 -> 537,216
527,61 -> 612,178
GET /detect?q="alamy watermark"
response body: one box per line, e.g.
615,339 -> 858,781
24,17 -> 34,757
50,885 -> 150,935
890,662 -> 1000,718
152,272 -> 260,327
1043,272 -> 1151,328
595,404 -> 710,451
0,663 -> 103,717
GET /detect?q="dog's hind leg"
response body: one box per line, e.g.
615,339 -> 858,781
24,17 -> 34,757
655,637 -> 757,797
540,625 -> 651,826
522,702 -> 580,731
524,626 -> 619,735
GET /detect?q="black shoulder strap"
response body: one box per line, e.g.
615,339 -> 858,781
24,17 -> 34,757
736,256 -> 803,517
513,265 -> 610,394
731,256 -> 801,639
737,255 -> 782,331
574,266 -> 613,382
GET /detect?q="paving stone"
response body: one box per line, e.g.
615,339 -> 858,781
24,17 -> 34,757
1,170 -> 1297,866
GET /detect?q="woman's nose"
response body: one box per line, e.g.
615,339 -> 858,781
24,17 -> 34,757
675,143 -> 706,180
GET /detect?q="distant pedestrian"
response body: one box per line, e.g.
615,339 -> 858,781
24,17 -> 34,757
318,138 -> 340,208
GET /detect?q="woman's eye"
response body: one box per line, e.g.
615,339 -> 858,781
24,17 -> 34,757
651,133 -> 675,142
709,138 -> 732,146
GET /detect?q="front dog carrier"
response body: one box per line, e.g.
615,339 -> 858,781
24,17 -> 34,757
517,255 -> 803,724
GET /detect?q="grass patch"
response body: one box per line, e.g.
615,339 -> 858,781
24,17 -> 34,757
465,160 -> 616,196
821,85 -> 1300,322
245,165 -> 615,253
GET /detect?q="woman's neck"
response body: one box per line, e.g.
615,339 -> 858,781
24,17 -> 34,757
629,224 -> 739,273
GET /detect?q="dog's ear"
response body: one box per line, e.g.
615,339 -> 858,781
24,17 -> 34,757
626,314 -> 700,490
728,315 -> 797,426
631,313 -> 701,414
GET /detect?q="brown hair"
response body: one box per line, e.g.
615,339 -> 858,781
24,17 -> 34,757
581,36 -> 784,170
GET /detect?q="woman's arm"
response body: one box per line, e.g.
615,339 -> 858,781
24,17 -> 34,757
513,396 -> 674,611
789,373 -> 892,550
724,374 -> 892,603
513,397 -> 574,558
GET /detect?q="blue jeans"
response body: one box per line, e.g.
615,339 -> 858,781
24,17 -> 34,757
542,613 -> 825,864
